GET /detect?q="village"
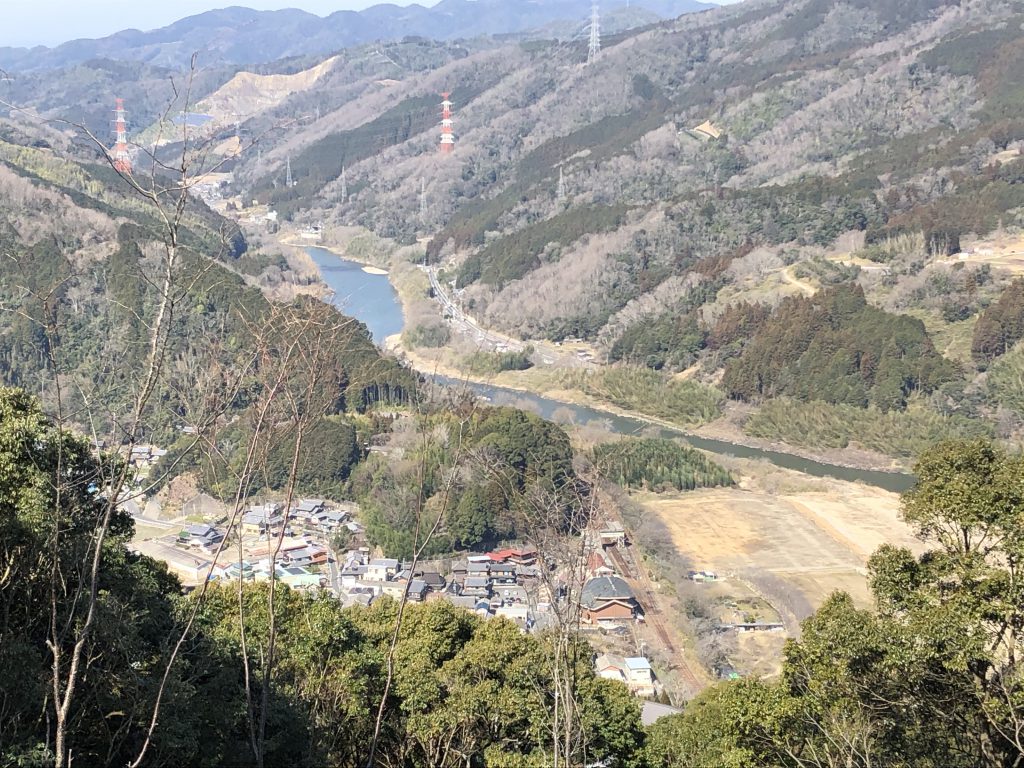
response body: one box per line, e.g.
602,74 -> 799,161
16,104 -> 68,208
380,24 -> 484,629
123,434 -> 685,707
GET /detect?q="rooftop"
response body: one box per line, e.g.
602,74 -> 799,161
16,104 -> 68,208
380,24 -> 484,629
581,576 -> 636,609
641,702 -> 682,727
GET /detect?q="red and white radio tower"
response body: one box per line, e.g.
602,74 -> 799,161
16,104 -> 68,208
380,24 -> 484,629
112,98 -> 132,174
440,92 -> 455,154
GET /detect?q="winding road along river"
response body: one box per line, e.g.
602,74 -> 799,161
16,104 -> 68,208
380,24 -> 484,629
310,247 -> 914,493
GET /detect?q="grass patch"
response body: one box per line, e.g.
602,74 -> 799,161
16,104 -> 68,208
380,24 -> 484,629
744,397 -> 992,458
461,347 -> 534,375
568,366 -> 724,428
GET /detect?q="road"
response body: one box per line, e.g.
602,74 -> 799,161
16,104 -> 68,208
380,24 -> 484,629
130,514 -> 177,530
425,266 -> 524,352
424,265 -> 597,369
327,555 -> 342,596
780,264 -> 816,296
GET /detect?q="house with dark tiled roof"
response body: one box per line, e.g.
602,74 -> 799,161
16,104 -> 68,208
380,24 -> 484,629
581,575 -> 639,623
462,576 -> 491,599
181,523 -> 224,551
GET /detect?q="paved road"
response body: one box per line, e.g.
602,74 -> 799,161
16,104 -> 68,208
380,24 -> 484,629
131,514 -> 177,530
425,266 -> 524,352
327,556 -> 342,596
424,266 -> 596,370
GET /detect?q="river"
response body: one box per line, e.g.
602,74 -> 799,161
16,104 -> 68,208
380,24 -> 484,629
309,246 -> 915,493
307,246 -> 404,344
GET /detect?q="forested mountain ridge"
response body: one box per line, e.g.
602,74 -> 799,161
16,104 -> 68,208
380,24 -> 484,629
236,0 -> 1024,302
0,123 -> 413,443
0,0 -> 714,72
215,0 -> 1024,459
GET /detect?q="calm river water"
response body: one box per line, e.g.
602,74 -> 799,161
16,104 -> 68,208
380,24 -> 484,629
307,246 -> 404,344
310,246 -> 914,493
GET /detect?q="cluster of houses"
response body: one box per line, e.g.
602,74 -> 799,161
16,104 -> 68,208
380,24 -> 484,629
204,537 -> 331,587
580,523 -> 665,700
170,522 -> 333,589
240,499 -> 359,538
147,498 -> 356,588
337,547 -> 543,628
126,444 -> 167,470
207,557 -> 325,590
143,492 -> 670,701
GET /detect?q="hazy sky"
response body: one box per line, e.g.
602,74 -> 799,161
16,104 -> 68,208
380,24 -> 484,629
3,1 -> 392,47
4,0 -> 737,48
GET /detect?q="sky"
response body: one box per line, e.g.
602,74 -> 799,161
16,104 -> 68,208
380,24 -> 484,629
3,0 -> 393,47
3,0 -> 738,48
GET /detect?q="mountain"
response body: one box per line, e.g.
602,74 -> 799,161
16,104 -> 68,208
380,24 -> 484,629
229,0 -> 1024,460
0,0 -> 715,72
0,120 -> 414,437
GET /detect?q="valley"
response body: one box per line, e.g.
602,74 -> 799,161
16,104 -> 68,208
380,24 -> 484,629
3,0 -> 1024,764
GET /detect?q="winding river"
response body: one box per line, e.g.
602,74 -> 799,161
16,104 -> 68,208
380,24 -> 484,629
307,247 -> 404,344
310,247 -> 915,493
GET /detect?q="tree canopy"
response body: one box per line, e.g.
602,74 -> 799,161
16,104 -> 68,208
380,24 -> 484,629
722,284 -> 958,411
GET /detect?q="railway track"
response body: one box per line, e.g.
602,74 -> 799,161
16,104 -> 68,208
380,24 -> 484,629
606,541 -> 705,696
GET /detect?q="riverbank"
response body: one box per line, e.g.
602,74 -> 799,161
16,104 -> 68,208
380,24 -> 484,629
397,343 -> 912,477
279,233 -> 392,274
292,225 -> 913,483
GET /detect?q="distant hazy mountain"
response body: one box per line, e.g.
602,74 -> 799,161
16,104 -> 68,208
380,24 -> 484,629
0,0 -> 715,72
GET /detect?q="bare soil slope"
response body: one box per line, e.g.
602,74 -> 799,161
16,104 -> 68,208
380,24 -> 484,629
197,56 -> 339,130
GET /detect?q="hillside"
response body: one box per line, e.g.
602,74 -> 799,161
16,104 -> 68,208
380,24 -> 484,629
0,0 -> 714,71
8,4 -> 1024,768
193,56 -> 340,133
220,0 -> 1024,460
0,121 -> 413,440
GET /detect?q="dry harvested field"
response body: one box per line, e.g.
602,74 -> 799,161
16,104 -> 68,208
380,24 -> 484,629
640,482 -> 923,610
948,232 -> 1024,273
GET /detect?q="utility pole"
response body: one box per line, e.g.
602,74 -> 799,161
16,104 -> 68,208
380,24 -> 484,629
588,4 -> 601,64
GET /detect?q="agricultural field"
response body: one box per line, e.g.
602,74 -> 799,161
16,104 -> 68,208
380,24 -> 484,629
637,479 -> 923,614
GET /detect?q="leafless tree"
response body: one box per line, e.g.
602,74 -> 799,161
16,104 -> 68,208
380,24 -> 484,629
364,382 -> 473,768
0,53 -> 297,768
